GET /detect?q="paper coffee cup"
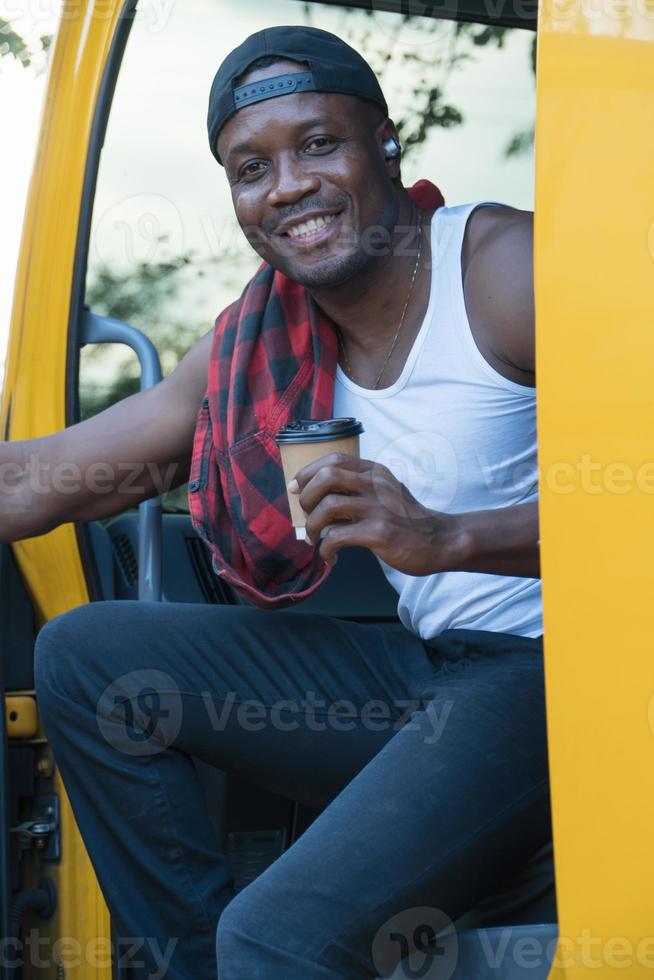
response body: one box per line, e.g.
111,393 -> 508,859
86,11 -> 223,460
276,418 -> 364,541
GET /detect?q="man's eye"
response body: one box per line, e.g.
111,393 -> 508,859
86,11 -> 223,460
305,136 -> 336,152
239,161 -> 266,179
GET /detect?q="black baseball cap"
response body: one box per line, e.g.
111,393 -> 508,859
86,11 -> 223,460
207,26 -> 389,165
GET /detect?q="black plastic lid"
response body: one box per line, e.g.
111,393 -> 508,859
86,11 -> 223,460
275,418 -> 364,444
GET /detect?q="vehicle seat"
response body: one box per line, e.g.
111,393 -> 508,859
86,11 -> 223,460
386,841 -> 557,978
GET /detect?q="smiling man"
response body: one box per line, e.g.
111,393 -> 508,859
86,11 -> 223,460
18,24 -> 553,980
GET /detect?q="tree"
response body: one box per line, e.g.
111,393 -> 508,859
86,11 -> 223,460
302,3 -> 508,154
81,243 -> 242,512
0,18 -> 51,73
80,243 -> 241,419
504,34 -> 536,157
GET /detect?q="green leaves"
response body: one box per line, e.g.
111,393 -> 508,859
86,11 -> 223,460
0,18 -> 31,68
0,17 -> 52,72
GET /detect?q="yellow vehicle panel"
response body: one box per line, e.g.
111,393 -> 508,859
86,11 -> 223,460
2,4 -> 127,975
535,0 -> 654,975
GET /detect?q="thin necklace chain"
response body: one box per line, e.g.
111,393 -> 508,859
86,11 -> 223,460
338,210 -> 424,391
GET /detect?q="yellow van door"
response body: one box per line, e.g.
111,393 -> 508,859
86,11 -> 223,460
535,0 -> 654,975
2,5 -> 132,976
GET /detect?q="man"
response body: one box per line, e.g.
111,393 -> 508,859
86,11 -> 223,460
3,26 -> 550,980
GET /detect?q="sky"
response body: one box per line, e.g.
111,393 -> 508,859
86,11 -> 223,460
0,0 -> 536,385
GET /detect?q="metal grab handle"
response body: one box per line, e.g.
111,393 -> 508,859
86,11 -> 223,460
80,311 -> 163,602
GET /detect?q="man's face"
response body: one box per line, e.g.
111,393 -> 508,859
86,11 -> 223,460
217,61 -> 399,289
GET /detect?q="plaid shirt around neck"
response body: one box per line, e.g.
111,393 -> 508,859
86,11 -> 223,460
188,180 -> 445,607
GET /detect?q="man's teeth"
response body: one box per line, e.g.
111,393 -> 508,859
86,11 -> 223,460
286,215 -> 335,239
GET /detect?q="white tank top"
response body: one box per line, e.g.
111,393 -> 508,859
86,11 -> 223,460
333,201 -> 542,639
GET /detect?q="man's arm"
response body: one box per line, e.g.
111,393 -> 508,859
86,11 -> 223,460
444,204 -> 539,576
463,204 -> 535,382
444,501 -> 539,579
0,327 -> 214,545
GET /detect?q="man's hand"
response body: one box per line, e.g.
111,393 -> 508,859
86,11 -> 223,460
290,452 -> 541,579
288,452 -> 462,573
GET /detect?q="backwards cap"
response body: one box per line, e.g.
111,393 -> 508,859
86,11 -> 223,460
207,26 -> 389,164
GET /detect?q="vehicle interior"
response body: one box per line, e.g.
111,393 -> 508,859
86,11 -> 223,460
1,0 -> 561,977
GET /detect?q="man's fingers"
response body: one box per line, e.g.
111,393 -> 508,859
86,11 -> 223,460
298,465 -> 367,515
304,494 -> 368,545
290,452 -> 368,493
318,519 -> 381,566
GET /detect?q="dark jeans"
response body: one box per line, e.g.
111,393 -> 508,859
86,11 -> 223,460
33,601 -> 550,979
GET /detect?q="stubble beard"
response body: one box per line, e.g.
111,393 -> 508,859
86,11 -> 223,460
282,244 -> 371,289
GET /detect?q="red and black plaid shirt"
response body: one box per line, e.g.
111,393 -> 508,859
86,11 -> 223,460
188,180 -> 444,607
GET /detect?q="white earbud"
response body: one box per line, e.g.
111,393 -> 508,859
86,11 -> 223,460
382,136 -> 402,160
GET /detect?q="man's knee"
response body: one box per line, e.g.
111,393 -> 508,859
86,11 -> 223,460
215,883 -> 367,977
216,884 -> 292,969
34,601 -> 127,708
215,890 -> 256,968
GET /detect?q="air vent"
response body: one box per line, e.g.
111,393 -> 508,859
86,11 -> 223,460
185,536 -> 237,605
112,533 -> 138,587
